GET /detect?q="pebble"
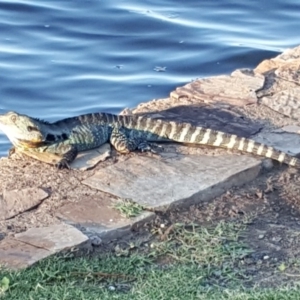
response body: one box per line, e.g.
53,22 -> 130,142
108,285 -> 116,291
271,236 -> 282,243
90,235 -> 102,246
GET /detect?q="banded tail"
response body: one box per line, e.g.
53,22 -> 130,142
114,114 -> 300,169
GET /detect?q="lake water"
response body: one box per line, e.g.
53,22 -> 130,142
0,0 -> 300,155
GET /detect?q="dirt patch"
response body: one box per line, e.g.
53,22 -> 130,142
125,165 -> 300,289
118,91 -> 300,288
0,153 -> 126,237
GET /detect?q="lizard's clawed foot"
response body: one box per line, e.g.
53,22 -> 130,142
137,142 -> 163,157
138,142 -> 153,152
55,159 -> 71,170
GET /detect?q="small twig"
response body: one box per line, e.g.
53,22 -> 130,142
70,271 -> 136,280
284,273 -> 300,277
160,224 -> 175,241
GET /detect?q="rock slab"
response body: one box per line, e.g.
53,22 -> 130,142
83,154 -> 261,209
56,198 -> 155,242
255,45 -> 300,121
0,188 -> 49,220
254,129 -> 300,156
170,69 -> 265,106
0,224 -> 88,269
55,199 -> 155,244
70,143 -> 111,170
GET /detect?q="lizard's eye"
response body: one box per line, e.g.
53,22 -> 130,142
10,114 -> 17,123
27,126 -> 38,132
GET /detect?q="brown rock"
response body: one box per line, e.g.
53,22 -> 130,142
56,198 -> 155,241
254,59 -> 282,74
0,188 -> 49,220
260,87 -> 300,121
255,45 -> 300,74
253,46 -> 300,121
275,63 -> 300,84
170,69 -> 264,106
0,224 -> 88,269
56,197 -> 123,225
16,144 -> 111,171
14,223 -> 88,252
0,238 -> 49,269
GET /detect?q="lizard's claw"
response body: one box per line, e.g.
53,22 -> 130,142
55,159 -> 71,170
138,142 -> 155,153
137,142 -> 162,156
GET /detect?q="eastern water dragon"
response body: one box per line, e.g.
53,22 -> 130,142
0,110 -> 299,169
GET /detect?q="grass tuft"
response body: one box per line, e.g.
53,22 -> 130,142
113,198 -> 145,218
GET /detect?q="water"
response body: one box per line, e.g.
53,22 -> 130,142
0,0 -> 300,155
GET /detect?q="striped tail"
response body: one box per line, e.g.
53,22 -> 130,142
119,115 -> 300,169
166,122 -> 300,168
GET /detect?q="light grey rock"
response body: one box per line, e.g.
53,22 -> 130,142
253,130 -> 300,156
281,125 -> 300,134
70,143 -> 111,170
82,154 -> 261,210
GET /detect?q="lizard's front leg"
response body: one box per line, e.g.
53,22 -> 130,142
42,143 -> 78,169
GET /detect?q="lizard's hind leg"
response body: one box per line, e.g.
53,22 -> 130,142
110,125 -> 155,154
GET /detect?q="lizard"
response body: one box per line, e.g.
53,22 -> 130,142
0,110 -> 299,169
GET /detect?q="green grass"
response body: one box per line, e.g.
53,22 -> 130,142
0,220 -> 299,300
113,198 -> 146,218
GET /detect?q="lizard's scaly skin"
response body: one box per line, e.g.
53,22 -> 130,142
0,111 -> 299,169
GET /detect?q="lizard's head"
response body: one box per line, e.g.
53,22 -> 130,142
0,111 -> 50,149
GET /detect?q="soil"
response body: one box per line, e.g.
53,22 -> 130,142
103,163 -> 300,289
162,166 -> 300,288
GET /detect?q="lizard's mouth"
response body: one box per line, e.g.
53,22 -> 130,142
17,139 -> 49,149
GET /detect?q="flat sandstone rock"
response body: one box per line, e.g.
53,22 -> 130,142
253,129 -> 300,157
254,46 -> 300,121
0,224 -> 88,269
0,188 -> 49,220
70,143 -> 111,170
83,154 -> 261,210
56,198 -> 155,242
170,69 -> 264,106
260,87 -> 300,121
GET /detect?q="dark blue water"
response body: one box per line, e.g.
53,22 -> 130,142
0,0 -> 300,155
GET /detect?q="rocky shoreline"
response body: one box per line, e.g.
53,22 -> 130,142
1,45 -> 300,269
